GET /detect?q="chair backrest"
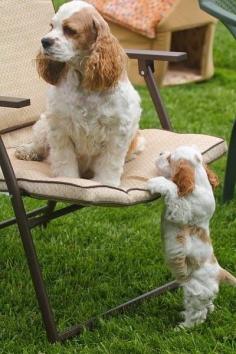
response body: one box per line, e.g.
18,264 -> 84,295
0,0 -> 55,133
199,0 -> 236,38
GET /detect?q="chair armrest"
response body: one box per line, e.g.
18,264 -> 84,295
125,49 -> 187,62
0,96 -> 31,108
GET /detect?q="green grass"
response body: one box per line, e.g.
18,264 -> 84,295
1,3 -> 236,353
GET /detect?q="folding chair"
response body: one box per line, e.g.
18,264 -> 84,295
0,0 -> 227,343
199,0 -> 236,202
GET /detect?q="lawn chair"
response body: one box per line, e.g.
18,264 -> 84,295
199,1 -> 236,202
0,0 -> 227,343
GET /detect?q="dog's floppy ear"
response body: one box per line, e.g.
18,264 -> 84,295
205,165 -> 219,189
82,13 -> 126,91
172,159 -> 195,197
36,51 -> 67,85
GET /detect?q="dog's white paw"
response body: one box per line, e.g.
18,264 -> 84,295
177,308 -> 207,329
147,178 -> 160,194
15,144 -> 42,161
147,176 -> 169,195
155,151 -> 171,178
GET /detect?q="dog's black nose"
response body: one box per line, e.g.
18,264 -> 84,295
41,37 -> 54,49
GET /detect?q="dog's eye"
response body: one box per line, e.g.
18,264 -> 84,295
63,26 -> 77,36
50,23 -> 53,30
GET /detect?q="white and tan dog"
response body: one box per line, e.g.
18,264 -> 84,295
15,0 -> 142,187
148,146 -> 236,328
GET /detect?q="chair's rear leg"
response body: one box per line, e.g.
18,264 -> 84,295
223,119 -> 236,202
138,59 -> 172,131
43,200 -> 57,228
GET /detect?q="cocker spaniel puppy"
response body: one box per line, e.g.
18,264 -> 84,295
148,146 -> 236,328
15,0 -> 143,187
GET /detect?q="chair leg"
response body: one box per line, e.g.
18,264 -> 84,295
10,194 -> 59,342
223,120 -> 236,202
42,200 -> 57,228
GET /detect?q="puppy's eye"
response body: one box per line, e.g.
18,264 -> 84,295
63,26 -> 77,36
50,23 -> 53,30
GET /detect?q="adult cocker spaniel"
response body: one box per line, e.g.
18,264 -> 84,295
15,0 -> 143,187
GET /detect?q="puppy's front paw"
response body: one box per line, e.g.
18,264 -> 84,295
155,151 -> 171,178
147,177 -> 161,194
147,176 -> 169,195
15,144 -> 42,161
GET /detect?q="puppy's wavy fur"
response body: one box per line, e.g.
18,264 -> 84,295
172,160 -> 219,197
148,146 -> 236,328
15,1 -> 142,186
172,159 -> 195,197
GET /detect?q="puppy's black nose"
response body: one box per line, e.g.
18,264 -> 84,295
41,37 -> 54,49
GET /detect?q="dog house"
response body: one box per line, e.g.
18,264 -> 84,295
87,0 -> 217,86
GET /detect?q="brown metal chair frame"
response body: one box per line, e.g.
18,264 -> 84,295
0,50 -> 186,343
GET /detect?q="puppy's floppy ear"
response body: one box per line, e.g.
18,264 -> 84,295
205,164 -> 219,189
82,13 -> 126,91
172,159 -> 195,197
36,51 -> 67,86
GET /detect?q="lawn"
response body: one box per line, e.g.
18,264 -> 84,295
1,2 -> 236,353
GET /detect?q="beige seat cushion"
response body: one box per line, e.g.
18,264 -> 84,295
0,127 -> 226,206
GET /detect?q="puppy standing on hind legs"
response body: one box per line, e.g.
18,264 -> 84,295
147,146 -> 236,328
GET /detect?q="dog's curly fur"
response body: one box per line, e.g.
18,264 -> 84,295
148,146 -> 236,328
15,0 -> 143,186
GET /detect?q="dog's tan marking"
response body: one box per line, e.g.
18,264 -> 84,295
172,159 -> 195,197
126,131 -> 144,162
177,225 -> 210,244
190,226 -> 211,244
176,226 -> 189,245
186,256 -> 202,269
63,8 -> 97,51
168,256 -> 189,282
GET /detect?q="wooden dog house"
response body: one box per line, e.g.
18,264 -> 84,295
87,0 -> 217,86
